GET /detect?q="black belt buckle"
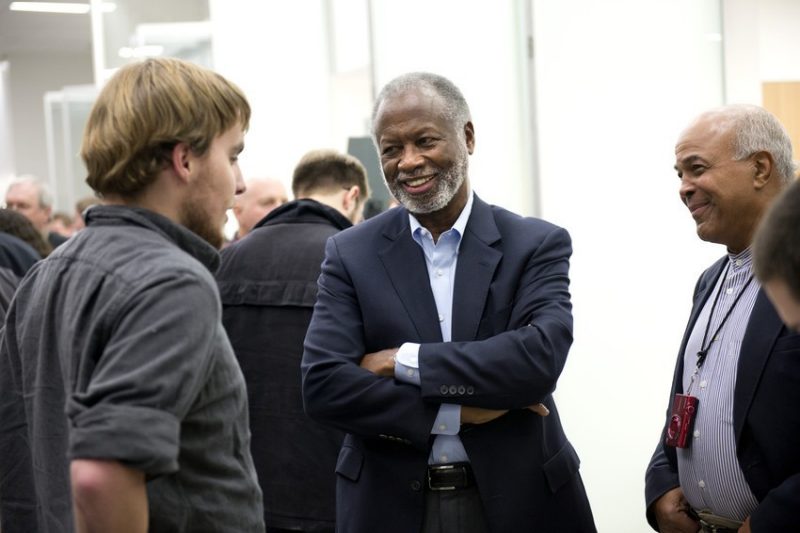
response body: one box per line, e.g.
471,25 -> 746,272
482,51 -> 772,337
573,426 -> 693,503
427,463 -> 470,491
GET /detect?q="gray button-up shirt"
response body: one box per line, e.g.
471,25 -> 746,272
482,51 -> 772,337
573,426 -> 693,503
0,205 -> 264,532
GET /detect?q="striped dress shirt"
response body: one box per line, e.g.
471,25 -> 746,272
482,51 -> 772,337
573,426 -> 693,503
677,248 -> 759,520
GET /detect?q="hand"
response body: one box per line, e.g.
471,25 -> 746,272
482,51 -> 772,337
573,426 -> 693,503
738,516 -> 751,533
360,348 -> 398,377
461,403 -> 549,425
461,406 -> 508,425
529,403 -> 549,416
653,487 -> 700,533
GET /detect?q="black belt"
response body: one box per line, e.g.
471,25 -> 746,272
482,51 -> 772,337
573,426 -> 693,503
427,462 -> 475,491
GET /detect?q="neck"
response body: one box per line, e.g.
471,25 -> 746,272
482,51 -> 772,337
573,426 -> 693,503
101,173 -> 181,225
306,191 -> 354,223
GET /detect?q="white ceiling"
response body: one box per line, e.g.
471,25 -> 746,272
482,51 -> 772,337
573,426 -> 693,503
0,0 -> 93,57
0,0 -> 209,60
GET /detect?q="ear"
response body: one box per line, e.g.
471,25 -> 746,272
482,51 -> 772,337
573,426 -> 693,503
751,150 -> 775,190
464,121 -> 475,155
170,142 -> 194,184
343,185 -> 360,212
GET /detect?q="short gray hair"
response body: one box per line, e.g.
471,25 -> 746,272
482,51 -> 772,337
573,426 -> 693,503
7,174 -> 53,209
707,104 -> 796,184
371,72 -> 471,140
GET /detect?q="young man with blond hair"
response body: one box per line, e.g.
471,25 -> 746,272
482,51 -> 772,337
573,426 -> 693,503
0,58 -> 264,533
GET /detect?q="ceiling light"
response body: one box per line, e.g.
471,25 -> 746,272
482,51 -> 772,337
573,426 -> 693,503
9,2 -> 116,14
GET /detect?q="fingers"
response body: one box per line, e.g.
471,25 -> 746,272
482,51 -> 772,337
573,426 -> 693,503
528,403 -> 550,417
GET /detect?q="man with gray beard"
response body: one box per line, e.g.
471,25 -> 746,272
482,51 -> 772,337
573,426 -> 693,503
301,72 -> 596,533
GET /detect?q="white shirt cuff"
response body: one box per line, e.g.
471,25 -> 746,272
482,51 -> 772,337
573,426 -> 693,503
394,342 -> 420,385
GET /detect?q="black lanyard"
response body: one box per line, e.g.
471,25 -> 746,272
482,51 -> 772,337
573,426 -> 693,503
696,262 -> 754,369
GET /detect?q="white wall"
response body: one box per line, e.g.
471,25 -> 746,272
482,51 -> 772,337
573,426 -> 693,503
724,0 -> 800,105
0,61 -> 14,190
755,0 -> 800,81
370,1 -> 533,215
210,1 -> 533,211
5,51 -> 93,193
209,0 -> 334,190
533,1 -> 728,530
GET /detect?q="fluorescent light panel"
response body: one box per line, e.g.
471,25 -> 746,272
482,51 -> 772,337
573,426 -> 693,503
9,2 -> 116,14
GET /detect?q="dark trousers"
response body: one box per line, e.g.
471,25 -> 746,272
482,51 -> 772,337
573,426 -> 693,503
422,485 -> 490,533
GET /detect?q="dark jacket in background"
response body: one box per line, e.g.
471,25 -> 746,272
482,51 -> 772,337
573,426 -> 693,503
216,199 -> 351,532
0,232 -> 41,277
47,231 -> 68,249
0,267 -> 20,321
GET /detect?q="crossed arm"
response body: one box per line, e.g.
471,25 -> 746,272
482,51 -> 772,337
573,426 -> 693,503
359,348 -> 550,423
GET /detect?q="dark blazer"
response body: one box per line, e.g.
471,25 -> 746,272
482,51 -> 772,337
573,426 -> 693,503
645,256 -> 800,531
302,194 -> 596,533
217,200 -> 350,532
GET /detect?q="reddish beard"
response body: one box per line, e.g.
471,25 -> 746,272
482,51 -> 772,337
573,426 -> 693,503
180,193 -> 225,249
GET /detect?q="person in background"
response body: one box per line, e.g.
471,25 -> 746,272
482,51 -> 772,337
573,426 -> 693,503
217,148 -> 369,533
0,57 -> 264,533
5,175 -> 68,248
0,207 -> 52,258
752,177 -> 800,330
645,104 -> 798,533
231,176 -> 288,239
0,231 -> 40,278
71,195 -> 100,233
48,211 -> 74,238
301,72 -> 595,533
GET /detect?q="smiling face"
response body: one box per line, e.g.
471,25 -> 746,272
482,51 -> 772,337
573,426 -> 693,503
674,115 -> 766,253
181,124 -> 245,248
374,88 -> 473,220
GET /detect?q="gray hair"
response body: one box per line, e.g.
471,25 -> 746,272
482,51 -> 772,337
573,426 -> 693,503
707,104 -> 796,184
371,72 -> 471,140
7,174 -> 53,209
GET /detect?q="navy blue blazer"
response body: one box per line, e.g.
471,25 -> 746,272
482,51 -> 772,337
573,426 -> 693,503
302,194 -> 595,533
645,256 -> 800,531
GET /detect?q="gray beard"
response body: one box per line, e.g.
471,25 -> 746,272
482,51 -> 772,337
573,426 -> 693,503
388,152 -> 468,215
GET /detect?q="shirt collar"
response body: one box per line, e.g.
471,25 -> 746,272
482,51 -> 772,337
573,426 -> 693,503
727,247 -> 753,272
85,204 -> 220,272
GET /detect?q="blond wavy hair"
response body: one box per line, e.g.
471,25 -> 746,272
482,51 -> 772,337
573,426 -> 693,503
81,58 -> 250,196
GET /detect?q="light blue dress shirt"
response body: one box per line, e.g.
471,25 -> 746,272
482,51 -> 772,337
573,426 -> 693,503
394,191 -> 473,465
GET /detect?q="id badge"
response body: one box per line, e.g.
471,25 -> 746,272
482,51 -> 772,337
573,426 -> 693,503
665,393 -> 699,449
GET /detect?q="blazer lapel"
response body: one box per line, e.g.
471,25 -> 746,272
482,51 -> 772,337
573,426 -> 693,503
378,209 -> 443,343
452,196 -> 501,342
733,290 -> 782,441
